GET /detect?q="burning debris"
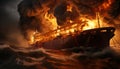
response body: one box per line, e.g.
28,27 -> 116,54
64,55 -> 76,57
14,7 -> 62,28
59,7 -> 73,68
18,0 -> 119,48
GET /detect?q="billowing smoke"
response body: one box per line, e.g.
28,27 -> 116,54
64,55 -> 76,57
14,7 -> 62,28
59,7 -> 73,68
18,0 -> 120,44
0,0 -> 29,48
18,0 -> 59,42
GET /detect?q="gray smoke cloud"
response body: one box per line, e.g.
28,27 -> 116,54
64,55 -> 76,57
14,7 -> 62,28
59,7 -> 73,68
0,0 -> 29,47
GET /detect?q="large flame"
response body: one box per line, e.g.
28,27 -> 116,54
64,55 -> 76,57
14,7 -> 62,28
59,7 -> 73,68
81,12 -> 111,30
81,18 -> 99,30
29,10 -> 110,45
44,12 -> 58,30
18,0 -> 116,45
29,12 -> 108,45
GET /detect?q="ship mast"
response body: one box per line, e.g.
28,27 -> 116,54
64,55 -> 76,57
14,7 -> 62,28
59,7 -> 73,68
96,12 -> 101,28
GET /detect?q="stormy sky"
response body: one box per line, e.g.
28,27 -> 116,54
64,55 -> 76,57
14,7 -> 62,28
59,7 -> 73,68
0,0 -> 28,47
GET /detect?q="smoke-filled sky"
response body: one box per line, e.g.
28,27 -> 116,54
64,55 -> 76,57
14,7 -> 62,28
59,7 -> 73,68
0,0 -> 21,28
0,0 -> 21,34
0,0 -> 29,47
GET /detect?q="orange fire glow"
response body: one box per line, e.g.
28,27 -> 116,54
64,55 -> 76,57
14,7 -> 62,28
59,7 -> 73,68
44,12 -> 58,30
81,18 -> 98,30
27,0 -> 115,45
29,12 -> 108,45
99,0 -> 114,10
66,4 -> 73,12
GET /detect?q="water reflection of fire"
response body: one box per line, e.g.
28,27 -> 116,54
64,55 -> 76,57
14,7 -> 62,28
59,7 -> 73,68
18,0 -> 117,46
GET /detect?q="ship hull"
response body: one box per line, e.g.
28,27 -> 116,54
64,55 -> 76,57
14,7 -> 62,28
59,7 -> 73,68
35,27 -> 115,50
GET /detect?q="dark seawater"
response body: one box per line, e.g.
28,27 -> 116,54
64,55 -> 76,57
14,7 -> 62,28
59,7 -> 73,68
0,45 -> 120,69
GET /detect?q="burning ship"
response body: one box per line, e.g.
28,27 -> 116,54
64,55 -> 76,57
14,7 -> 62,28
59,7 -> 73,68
31,26 -> 115,50
18,0 -> 117,50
